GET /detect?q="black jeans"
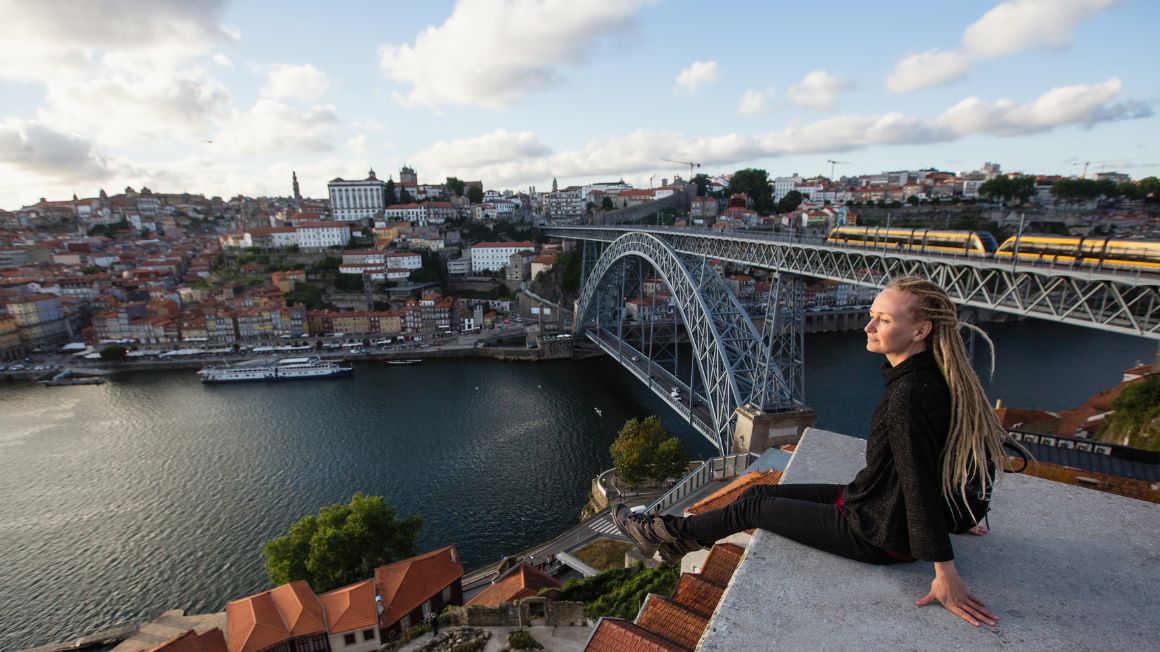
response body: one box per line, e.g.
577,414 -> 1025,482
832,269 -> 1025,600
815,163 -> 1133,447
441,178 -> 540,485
663,483 -> 901,565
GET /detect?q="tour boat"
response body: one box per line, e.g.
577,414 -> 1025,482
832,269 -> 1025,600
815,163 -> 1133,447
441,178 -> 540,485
198,357 -> 352,383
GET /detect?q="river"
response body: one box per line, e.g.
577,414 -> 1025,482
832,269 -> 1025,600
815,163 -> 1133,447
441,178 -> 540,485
0,322 -> 1153,650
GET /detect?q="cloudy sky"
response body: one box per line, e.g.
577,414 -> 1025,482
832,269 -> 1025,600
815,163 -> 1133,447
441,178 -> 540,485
1,0 -> 1157,209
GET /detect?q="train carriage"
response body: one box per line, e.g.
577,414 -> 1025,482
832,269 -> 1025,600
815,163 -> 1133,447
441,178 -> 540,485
994,235 -> 1160,271
825,226 -> 997,256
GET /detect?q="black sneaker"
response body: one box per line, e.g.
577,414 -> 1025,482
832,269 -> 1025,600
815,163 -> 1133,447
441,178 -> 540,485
655,537 -> 704,565
612,504 -> 676,558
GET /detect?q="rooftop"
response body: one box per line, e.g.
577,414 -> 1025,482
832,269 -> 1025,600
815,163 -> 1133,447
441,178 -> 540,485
699,428 -> 1160,651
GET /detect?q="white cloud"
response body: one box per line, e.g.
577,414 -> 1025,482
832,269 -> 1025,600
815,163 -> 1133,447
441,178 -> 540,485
673,61 -> 718,96
261,63 -> 330,101
378,0 -> 654,109
216,100 -> 339,155
407,78 -> 1147,189
346,134 -> 369,159
737,88 -> 776,115
885,49 -> 971,94
963,0 -> 1119,59
212,53 -> 233,68
887,0 -> 1119,93
786,70 -> 852,112
0,119 -> 118,180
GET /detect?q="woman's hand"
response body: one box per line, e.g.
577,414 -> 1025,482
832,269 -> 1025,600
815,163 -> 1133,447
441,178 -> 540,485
916,561 -> 998,627
967,524 -> 988,536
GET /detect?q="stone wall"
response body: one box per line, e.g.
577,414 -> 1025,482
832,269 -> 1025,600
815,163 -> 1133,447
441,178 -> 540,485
447,599 -> 587,627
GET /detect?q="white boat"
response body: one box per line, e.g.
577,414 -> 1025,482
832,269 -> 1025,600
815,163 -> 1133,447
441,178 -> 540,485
386,359 -> 422,366
198,356 -> 352,384
594,407 -> 603,416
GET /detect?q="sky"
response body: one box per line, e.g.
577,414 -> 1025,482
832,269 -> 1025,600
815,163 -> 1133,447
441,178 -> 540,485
1,0 -> 1158,209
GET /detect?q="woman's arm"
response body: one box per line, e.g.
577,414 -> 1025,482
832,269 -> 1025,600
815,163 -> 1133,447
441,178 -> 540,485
916,560 -> 998,627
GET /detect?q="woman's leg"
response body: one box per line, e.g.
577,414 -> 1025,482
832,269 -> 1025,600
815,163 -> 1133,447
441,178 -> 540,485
663,484 -> 894,564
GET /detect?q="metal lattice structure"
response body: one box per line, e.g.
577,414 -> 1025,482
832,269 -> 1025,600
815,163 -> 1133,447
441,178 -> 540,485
576,233 -> 801,453
550,226 -> 1160,340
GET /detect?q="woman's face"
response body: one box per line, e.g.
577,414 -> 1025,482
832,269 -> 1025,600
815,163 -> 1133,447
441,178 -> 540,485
865,288 -> 930,365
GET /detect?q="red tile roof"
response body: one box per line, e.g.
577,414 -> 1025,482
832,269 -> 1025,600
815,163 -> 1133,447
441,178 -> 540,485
636,595 -> 709,650
148,628 -> 228,652
472,241 -> 535,249
585,619 -> 685,652
319,579 -> 379,634
670,573 -> 725,618
684,470 -> 783,516
465,563 -> 561,608
226,580 -> 325,652
374,546 -> 463,627
699,543 -> 745,586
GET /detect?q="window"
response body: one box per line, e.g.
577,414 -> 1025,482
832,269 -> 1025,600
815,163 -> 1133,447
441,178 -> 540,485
343,633 -> 356,646
362,629 -> 376,642
422,602 -> 431,618
442,586 -> 451,602
399,614 -> 409,630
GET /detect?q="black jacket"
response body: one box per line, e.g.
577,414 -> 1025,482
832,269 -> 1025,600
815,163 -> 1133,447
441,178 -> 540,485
842,350 -> 954,562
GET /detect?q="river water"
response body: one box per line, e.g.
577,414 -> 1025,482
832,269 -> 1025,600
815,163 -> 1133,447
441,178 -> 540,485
0,322 -> 1153,650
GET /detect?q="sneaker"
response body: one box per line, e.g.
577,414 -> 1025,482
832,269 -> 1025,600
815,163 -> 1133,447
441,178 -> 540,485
612,504 -> 676,558
655,537 -> 704,565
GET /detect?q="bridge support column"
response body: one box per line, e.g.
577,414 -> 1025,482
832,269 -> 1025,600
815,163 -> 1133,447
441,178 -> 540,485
732,404 -> 816,455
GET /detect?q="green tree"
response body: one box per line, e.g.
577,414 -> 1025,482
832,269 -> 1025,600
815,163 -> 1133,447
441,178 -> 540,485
609,416 -> 689,485
399,187 -> 414,204
1137,176 -> 1160,203
263,493 -> 422,593
384,179 -> 396,206
907,194 -> 920,206
99,345 -> 127,361
691,173 -> 710,197
1097,375 -> 1160,451
467,185 -> 484,204
601,196 -> 614,211
776,190 -> 803,214
727,168 -> 774,213
445,177 -> 466,197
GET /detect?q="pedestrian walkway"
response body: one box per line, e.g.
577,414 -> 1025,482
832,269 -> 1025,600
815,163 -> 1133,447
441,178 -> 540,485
586,515 -> 619,537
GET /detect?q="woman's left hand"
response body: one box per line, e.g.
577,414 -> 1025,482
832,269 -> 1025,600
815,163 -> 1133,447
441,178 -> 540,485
916,566 -> 998,627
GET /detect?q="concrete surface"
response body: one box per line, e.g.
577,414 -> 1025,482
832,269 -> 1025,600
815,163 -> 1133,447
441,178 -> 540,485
699,427 -> 1160,651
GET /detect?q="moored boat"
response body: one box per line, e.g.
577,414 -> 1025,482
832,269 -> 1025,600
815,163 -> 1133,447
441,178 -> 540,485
198,356 -> 352,383
386,359 -> 423,366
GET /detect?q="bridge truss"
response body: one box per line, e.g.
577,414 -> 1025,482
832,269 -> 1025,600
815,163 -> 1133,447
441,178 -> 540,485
575,232 -> 804,453
551,226 -> 1160,340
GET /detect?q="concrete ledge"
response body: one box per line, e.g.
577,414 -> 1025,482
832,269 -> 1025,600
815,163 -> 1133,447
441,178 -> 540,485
699,428 -> 1160,651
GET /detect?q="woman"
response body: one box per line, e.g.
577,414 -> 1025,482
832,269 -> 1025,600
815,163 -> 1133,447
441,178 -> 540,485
614,276 -> 1010,627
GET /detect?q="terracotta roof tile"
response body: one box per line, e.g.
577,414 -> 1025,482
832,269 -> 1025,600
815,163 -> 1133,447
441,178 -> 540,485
699,543 -> 745,586
671,573 -> 725,618
148,628 -> 228,652
585,618 -> 686,652
226,591 -> 290,652
318,579 -> 378,634
374,546 -> 463,627
465,563 -> 561,608
636,595 -> 708,650
684,470 -> 783,516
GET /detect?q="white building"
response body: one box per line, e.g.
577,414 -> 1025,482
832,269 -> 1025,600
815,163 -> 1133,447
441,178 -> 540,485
470,241 -> 536,273
328,169 -> 387,222
773,176 -> 804,201
296,221 -> 351,250
548,187 -> 585,220
248,226 -> 298,249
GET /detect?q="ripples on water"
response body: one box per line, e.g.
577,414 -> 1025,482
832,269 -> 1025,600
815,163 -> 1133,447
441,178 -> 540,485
0,324 -> 1152,650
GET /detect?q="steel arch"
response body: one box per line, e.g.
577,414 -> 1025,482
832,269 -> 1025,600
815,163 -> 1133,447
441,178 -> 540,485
576,232 -> 791,454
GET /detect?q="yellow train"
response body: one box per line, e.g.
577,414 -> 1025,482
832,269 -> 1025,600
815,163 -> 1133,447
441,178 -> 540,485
993,235 -> 1160,271
825,227 -> 998,256
824,227 -> 1160,272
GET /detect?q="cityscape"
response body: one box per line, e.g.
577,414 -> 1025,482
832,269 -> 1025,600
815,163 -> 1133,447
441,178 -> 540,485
2,2 -> 1159,652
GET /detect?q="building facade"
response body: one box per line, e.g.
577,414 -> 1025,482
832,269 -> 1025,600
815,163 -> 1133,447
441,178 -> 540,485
328,169 -> 387,222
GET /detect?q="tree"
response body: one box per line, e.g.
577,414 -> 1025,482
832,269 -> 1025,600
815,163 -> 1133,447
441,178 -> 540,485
691,173 -> 710,197
727,168 -> 774,213
907,194 -> 920,206
609,416 -> 689,485
601,196 -> 614,211
445,177 -> 466,197
1137,176 -> 1160,203
263,493 -> 422,593
399,187 -> 414,204
99,345 -> 127,361
1096,375 -> 1160,451
467,185 -> 484,204
384,179 -> 396,207
776,190 -> 803,214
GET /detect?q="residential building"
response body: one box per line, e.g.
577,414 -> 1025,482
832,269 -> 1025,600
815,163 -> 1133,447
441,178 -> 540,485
530,254 -> 556,280
470,241 -> 536,273
249,227 -> 298,249
465,563 -> 561,608
374,546 -> 464,639
506,250 -> 534,281
447,256 -> 471,276
690,196 -> 719,222
296,221 -> 351,250
328,169 -> 387,222
225,580 -> 328,652
319,580 -> 381,652
548,186 -> 585,220
4,293 -> 69,346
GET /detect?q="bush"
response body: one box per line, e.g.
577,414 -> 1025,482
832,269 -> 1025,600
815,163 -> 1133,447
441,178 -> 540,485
506,629 -> 543,650
549,564 -> 681,620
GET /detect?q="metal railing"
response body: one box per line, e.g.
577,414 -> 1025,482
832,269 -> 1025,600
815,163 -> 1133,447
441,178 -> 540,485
647,452 -> 760,515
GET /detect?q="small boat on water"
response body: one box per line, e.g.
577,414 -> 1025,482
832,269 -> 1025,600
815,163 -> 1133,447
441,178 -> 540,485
40,370 -> 106,386
198,356 -> 352,383
594,407 -> 603,417
386,359 -> 422,366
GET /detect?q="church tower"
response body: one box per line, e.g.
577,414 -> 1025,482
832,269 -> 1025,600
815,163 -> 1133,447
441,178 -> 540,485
292,171 -> 301,200
552,177 -> 558,192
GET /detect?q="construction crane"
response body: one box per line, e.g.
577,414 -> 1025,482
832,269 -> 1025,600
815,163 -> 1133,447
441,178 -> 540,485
662,159 -> 701,181
826,159 -> 850,181
1072,159 -> 1132,179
